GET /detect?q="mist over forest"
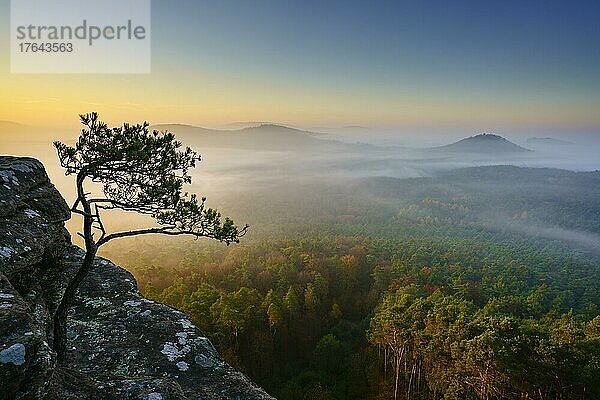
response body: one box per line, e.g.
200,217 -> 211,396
3,121 -> 600,279
2,121 -> 600,399
7,122 -> 597,249
3,121 -> 600,273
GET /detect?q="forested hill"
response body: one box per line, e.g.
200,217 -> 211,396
151,123 -> 359,151
431,133 -> 531,153
355,165 -> 600,243
191,164 -> 600,255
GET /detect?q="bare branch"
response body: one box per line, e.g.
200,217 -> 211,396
71,208 -> 91,217
88,198 -> 158,214
97,226 -> 177,246
71,198 -> 80,211
93,204 -> 107,241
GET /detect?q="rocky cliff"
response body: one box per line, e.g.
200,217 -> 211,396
0,156 -> 273,400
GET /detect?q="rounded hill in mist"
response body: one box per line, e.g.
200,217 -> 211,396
150,123 -> 353,151
433,133 -> 531,154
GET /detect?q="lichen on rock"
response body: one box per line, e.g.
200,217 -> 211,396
0,343 -> 26,365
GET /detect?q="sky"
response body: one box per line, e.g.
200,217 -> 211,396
1,0 -> 599,135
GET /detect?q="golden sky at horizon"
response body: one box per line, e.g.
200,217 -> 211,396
1,1 -> 599,135
2,68 -> 599,133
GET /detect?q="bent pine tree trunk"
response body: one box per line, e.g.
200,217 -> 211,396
52,246 -> 97,363
53,173 -> 96,363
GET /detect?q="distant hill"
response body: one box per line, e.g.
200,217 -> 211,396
352,165 -> 600,252
152,123 -> 216,135
0,121 -> 43,143
151,123 -> 356,151
221,121 -> 278,130
0,121 -> 32,132
526,137 -> 574,146
432,133 -> 531,154
0,121 -> 74,144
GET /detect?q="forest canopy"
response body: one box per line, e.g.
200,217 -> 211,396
105,230 -> 600,399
